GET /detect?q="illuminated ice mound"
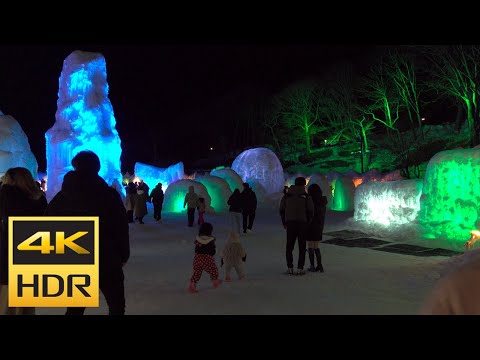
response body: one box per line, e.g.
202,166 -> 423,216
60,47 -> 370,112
45,50 -> 123,201
307,173 -> 332,208
134,162 -> 184,191
195,174 -> 232,213
210,167 -> 243,192
0,111 -> 38,179
163,179 -> 212,213
354,179 -> 423,226
232,147 -> 284,194
419,148 -> 480,249
331,176 -> 355,211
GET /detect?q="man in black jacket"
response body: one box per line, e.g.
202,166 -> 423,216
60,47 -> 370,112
150,182 -> 164,223
279,177 -> 314,275
240,183 -> 257,234
45,151 -> 130,315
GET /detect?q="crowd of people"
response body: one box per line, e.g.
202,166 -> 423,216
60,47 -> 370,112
1,149 -> 477,315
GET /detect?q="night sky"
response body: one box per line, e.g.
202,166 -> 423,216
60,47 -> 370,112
0,44 -> 381,173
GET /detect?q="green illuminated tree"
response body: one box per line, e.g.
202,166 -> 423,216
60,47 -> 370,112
363,61 -> 401,136
389,52 -> 424,140
423,45 -> 480,145
269,80 -> 328,154
324,65 -> 375,172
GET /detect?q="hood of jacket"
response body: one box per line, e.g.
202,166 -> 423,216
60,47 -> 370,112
196,235 -> 215,244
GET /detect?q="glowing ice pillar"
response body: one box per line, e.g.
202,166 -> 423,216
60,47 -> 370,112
45,50 -> 123,201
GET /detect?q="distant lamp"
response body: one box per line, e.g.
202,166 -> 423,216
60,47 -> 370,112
210,147 -> 214,151
324,139 -> 327,145
421,117 -> 426,121
465,230 -> 480,250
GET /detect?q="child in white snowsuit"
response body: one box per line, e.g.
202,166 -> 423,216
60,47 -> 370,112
220,231 -> 247,281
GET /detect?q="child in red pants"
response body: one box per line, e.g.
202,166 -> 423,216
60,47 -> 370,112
189,222 -> 222,293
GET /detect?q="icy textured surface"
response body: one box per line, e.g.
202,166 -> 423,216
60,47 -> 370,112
45,50 -> 123,200
210,167 -> 243,193
232,147 -> 284,194
134,162 -> 184,191
419,148 -> 480,250
331,176 -> 355,211
0,112 -> 38,179
163,179 -> 212,213
354,179 -> 423,226
195,174 -> 232,213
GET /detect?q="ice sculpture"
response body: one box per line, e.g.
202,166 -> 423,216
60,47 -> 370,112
354,179 -> 423,226
231,147 -> 284,194
134,162 -> 184,191
307,173 -> 332,209
163,179 -> 212,213
210,167 -> 243,193
195,174 -> 232,213
45,50 -> 123,201
331,176 -> 355,212
0,111 -> 38,179
419,148 -> 480,248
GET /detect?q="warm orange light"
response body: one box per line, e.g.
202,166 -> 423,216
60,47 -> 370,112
352,178 -> 364,187
465,230 -> 480,250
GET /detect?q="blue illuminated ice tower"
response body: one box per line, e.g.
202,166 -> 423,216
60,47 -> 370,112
45,50 -> 123,200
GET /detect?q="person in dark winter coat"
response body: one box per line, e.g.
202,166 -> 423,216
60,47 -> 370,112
240,183 -> 257,234
227,189 -> 242,234
184,186 -> 199,227
125,182 -> 137,223
44,151 -> 130,315
306,183 -> 327,272
134,184 -> 149,224
188,222 -> 222,293
150,183 -> 164,223
0,167 -> 47,315
279,177 -> 314,275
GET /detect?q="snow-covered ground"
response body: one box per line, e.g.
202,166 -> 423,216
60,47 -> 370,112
37,206 -> 460,315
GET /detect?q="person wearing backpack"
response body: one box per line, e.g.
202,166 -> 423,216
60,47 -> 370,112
279,177 -> 314,275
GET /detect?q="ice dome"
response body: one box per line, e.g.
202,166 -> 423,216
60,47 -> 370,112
0,112 -> 38,179
195,174 -> 232,213
134,162 -> 184,191
163,179 -> 212,213
231,147 -> 284,194
210,167 -> 243,193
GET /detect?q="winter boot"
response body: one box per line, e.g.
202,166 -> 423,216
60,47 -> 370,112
212,279 -> 222,288
188,281 -> 198,293
225,275 -> 232,282
296,268 -> 306,276
287,267 -> 294,275
314,248 -> 324,272
308,249 -> 316,272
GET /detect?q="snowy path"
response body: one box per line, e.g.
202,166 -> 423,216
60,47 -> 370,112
37,207 -> 447,315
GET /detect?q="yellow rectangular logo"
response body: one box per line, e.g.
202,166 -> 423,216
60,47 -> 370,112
8,217 -> 99,307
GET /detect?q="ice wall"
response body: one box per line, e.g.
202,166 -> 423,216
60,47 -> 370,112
163,179 -> 212,213
232,147 -> 284,194
354,179 -> 423,226
419,148 -> 480,248
134,162 -> 184,191
195,174 -> 232,213
210,167 -> 243,193
0,111 -> 38,179
45,50 -> 123,201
